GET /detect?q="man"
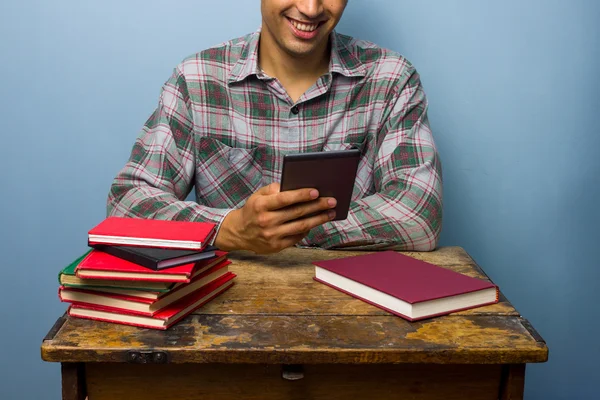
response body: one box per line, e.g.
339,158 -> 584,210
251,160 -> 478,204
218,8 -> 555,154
107,0 -> 443,254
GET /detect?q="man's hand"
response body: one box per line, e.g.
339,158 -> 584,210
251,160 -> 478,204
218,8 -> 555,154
214,183 -> 336,254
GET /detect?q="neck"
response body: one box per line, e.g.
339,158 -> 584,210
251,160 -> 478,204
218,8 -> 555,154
258,33 -> 330,84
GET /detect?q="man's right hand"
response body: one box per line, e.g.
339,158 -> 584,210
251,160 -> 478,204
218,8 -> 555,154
214,183 -> 336,254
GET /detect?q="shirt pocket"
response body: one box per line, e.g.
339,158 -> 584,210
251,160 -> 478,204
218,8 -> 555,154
195,137 -> 264,207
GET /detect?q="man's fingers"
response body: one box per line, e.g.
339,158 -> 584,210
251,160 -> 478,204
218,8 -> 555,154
244,183 -> 336,253
273,197 -> 336,224
261,187 -> 320,211
276,210 -> 335,238
256,182 -> 280,196
278,231 -> 311,250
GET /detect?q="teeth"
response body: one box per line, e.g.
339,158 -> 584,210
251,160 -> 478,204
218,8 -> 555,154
290,19 -> 319,32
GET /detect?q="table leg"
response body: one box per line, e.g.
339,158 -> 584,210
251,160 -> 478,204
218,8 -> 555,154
61,362 -> 87,400
499,364 -> 526,400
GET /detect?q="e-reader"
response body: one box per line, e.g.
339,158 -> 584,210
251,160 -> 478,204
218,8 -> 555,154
280,149 -> 360,221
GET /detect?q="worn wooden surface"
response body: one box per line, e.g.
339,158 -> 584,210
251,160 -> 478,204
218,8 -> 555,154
41,247 -> 548,365
197,246 -> 519,317
86,363 -> 505,400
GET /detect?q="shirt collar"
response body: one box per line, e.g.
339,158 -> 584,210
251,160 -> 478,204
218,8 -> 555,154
228,28 -> 367,85
228,29 -> 263,84
328,31 -> 368,78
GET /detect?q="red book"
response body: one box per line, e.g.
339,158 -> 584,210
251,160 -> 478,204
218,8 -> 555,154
75,249 -> 228,282
88,217 -> 216,250
313,251 -> 498,321
61,260 -> 232,315
67,273 -> 236,330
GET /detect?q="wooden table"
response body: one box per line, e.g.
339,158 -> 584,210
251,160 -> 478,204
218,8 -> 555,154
41,247 -> 548,400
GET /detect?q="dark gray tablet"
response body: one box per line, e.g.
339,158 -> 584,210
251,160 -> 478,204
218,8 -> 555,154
280,149 -> 360,221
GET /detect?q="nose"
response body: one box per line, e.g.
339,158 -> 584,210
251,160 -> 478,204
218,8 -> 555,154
296,0 -> 324,19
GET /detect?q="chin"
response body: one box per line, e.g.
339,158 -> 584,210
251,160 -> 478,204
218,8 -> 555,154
284,45 -> 319,58
283,35 -> 328,58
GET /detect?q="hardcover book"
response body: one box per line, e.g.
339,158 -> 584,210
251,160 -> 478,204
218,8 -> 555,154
59,251 -> 172,292
88,217 -> 216,250
60,261 -> 232,316
75,249 -> 228,282
68,274 -> 236,330
313,251 -> 498,321
90,244 -> 218,270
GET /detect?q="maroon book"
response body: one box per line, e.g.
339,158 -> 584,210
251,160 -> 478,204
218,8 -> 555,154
313,251 -> 498,321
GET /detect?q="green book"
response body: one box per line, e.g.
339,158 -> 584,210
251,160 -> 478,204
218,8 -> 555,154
58,250 -> 172,293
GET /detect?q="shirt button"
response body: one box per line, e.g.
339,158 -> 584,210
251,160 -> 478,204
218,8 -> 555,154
291,106 -> 300,115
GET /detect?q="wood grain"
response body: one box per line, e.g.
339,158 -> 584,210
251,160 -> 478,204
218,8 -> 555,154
41,247 -> 547,365
499,364 -> 526,400
42,313 -> 546,364
86,363 -> 504,400
61,363 -> 86,400
199,246 -> 517,316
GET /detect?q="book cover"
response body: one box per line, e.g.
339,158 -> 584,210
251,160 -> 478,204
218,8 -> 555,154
67,274 -> 236,330
58,250 -> 91,284
74,258 -> 231,301
59,251 -> 172,292
60,260 -> 232,314
75,249 -> 228,283
88,217 -> 216,250
90,244 -> 218,270
313,251 -> 498,321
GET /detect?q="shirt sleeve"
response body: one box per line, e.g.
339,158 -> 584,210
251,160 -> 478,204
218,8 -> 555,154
301,67 -> 443,251
106,65 -> 234,238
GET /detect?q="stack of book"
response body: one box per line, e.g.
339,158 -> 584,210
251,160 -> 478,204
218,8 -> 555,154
58,217 -> 235,330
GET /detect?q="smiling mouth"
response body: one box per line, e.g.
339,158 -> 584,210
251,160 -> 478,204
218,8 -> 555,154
287,17 -> 322,32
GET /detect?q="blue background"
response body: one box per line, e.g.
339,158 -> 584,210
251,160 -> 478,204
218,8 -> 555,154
1,1 -> 598,398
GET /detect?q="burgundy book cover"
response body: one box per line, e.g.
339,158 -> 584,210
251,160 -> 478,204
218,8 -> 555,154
88,217 -> 216,250
313,251 -> 498,320
75,249 -> 227,282
68,275 -> 236,330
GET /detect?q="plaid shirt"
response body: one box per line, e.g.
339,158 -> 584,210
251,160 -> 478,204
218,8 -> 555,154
107,30 -> 442,250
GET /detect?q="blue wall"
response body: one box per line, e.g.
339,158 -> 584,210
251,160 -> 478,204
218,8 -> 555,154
1,1 -> 598,398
